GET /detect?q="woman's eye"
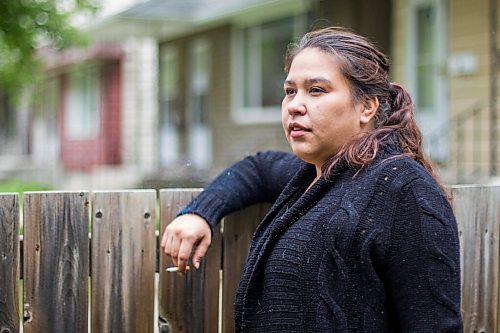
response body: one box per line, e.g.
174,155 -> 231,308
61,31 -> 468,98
310,87 -> 325,94
284,88 -> 295,95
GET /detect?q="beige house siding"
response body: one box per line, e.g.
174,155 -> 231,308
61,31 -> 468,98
391,0 -> 408,84
449,0 -> 492,179
391,0 -> 491,107
449,0 -> 490,116
392,0 -> 496,183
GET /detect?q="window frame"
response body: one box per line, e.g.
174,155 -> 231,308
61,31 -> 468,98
158,45 -> 181,166
231,14 -> 307,124
187,38 -> 212,168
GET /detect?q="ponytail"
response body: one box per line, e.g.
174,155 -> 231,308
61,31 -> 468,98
323,83 -> 452,201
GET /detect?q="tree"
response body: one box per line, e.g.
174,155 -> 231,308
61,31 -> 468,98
0,0 -> 99,99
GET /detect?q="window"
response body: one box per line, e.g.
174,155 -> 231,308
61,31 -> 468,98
158,46 -> 180,166
407,0 -> 448,161
39,78 -> 59,133
160,47 -> 180,127
416,6 -> 436,111
33,78 -> 60,162
188,40 -> 210,125
187,39 -> 212,167
66,65 -> 100,139
232,15 -> 306,123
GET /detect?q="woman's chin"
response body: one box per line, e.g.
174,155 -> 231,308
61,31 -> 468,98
290,149 -> 317,165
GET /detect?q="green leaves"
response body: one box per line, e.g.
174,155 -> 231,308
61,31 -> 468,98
0,0 -> 100,98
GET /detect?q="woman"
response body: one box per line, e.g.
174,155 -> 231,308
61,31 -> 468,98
161,27 -> 463,332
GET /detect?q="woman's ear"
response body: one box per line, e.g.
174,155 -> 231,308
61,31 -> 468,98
360,96 -> 379,125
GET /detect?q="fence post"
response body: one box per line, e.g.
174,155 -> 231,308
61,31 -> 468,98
0,194 -> 20,333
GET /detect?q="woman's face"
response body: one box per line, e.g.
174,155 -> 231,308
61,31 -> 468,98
282,47 -> 371,169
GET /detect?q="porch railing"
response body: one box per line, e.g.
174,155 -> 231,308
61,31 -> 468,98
426,103 -> 499,184
0,186 -> 499,332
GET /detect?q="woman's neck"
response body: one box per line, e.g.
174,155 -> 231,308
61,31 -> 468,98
305,166 -> 322,192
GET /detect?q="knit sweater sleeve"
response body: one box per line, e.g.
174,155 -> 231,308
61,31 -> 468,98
383,173 -> 463,332
178,150 -> 301,231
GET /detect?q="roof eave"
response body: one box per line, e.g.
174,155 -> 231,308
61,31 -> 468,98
83,0 -> 310,42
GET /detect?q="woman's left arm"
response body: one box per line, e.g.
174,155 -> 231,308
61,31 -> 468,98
384,176 -> 463,332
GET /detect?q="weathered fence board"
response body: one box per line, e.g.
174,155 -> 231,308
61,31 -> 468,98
0,194 -> 20,333
453,185 -> 500,333
22,192 -> 90,333
222,204 -> 270,333
91,190 -> 157,333
159,189 -> 221,333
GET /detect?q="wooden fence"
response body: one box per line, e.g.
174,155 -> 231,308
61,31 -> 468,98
0,185 -> 498,332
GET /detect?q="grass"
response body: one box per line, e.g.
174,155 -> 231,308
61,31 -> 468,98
0,179 -> 52,194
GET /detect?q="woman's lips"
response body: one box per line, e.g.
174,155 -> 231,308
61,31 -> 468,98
289,122 -> 310,138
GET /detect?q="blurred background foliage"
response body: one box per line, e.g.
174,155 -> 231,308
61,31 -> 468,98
0,0 -> 100,100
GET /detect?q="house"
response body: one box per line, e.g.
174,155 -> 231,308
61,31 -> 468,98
18,0 -> 500,189
30,0 -> 159,189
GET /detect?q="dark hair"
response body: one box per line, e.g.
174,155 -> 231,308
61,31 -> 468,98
284,27 -> 450,199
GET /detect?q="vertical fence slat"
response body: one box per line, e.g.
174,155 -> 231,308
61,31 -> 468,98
0,194 -> 20,333
158,189 -> 221,333
91,190 -> 157,333
22,191 -> 89,333
222,204 -> 269,333
453,185 -> 500,333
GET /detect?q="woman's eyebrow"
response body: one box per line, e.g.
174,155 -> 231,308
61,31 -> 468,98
306,77 -> 332,84
284,77 -> 332,85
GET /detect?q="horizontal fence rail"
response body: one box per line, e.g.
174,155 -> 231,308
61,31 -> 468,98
0,186 -> 499,332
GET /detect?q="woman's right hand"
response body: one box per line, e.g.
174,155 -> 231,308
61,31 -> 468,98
160,213 -> 212,274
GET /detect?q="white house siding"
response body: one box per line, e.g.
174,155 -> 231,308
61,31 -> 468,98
121,37 -> 158,173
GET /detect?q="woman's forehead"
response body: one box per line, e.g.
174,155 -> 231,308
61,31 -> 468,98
286,48 -> 344,79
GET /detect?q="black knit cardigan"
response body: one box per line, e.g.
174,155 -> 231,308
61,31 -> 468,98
179,150 -> 463,332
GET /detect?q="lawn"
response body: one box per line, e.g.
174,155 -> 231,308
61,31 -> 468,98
0,179 -> 52,194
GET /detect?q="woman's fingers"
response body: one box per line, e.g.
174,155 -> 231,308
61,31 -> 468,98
192,236 -> 211,269
177,237 -> 196,273
160,214 -> 212,274
169,235 -> 182,267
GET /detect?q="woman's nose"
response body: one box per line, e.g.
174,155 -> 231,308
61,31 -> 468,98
286,94 -> 306,115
